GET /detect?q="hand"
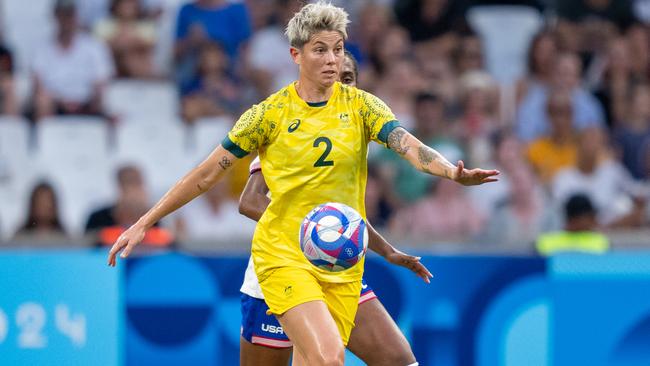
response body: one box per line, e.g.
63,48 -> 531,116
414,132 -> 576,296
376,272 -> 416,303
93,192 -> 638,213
385,250 -> 433,283
453,160 -> 499,186
107,224 -> 146,267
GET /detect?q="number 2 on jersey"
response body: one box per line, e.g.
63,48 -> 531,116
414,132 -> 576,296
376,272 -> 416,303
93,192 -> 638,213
313,137 -> 334,167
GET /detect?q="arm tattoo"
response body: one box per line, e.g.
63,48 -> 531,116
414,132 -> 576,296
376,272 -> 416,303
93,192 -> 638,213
417,146 -> 434,166
387,128 -> 410,155
418,146 -> 452,178
218,156 -> 232,171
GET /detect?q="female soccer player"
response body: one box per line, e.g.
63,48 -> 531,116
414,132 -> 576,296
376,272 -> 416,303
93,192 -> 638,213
238,51 -> 427,366
108,3 -> 498,365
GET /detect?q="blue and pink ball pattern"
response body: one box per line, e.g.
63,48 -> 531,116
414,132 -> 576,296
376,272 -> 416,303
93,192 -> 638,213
299,202 -> 368,272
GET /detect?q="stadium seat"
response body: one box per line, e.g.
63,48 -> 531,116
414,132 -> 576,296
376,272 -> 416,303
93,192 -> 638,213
104,80 -> 180,123
33,116 -> 114,236
1,0 -> 55,74
0,116 -> 30,160
115,118 -> 192,199
0,117 -> 33,240
13,73 -> 33,113
467,5 -> 543,85
188,116 -> 233,164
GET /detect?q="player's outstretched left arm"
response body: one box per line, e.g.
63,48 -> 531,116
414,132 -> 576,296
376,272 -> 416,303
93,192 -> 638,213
386,127 -> 499,185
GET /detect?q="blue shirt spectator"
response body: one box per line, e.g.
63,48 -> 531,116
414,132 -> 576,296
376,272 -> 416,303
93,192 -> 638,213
175,1 -> 251,61
516,53 -> 605,142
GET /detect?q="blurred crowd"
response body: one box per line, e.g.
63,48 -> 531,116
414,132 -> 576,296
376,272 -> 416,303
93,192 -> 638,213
1,0 -> 650,252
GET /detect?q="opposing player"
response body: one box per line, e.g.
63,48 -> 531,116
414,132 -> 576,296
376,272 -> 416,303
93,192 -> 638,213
108,3 -> 498,365
238,51 -> 428,366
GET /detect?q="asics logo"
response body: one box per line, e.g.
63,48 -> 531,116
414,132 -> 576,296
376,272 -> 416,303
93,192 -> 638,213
288,119 -> 301,132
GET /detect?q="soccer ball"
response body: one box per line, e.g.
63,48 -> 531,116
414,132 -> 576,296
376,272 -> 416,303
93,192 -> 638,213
299,202 -> 368,272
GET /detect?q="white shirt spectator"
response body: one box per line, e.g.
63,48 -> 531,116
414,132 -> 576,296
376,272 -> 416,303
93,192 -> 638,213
32,33 -> 114,103
552,159 -> 649,225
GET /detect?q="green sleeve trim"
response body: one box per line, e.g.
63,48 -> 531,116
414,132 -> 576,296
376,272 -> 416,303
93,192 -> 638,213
221,135 -> 250,158
377,120 -> 400,144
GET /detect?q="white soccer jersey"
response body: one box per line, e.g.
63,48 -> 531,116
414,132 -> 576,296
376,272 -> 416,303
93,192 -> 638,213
240,256 -> 265,299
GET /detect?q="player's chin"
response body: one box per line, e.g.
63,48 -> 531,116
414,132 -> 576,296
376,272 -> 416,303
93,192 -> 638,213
320,75 -> 337,86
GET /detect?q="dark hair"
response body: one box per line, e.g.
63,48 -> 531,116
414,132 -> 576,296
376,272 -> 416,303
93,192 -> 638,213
109,0 -> 145,19
116,164 -> 143,188
20,181 -> 65,232
415,92 -> 440,106
343,50 -> 359,80
526,30 -> 555,75
565,193 -> 596,220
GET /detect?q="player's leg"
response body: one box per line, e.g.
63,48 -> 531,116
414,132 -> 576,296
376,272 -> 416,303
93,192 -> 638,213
346,279 -> 417,365
262,267 -> 357,366
240,338 -> 292,366
277,300 -> 345,366
347,298 -> 417,366
240,293 -> 292,366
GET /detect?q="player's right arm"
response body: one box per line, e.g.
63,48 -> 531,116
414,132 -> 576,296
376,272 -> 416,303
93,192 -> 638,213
108,145 -> 241,266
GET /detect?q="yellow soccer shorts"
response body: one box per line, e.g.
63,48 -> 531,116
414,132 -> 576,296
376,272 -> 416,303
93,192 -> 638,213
259,266 -> 361,345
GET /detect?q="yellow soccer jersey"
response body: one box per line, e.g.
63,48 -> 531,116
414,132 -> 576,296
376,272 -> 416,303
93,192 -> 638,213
223,82 -> 399,283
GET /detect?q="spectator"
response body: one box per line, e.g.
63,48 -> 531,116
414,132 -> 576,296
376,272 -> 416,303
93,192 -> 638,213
625,23 -> 650,80
526,90 -> 578,184
483,165 -> 558,248
371,26 -> 412,77
0,43 -> 18,115
85,165 -> 152,233
174,0 -> 251,87
394,0 -> 469,43
469,130 -> 523,217
590,36 -> 635,127
552,127 -> 650,228
373,58 -> 422,129
516,52 -> 605,142
536,193 -> 609,256
515,30 -> 558,105
31,0 -> 114,121
94,0 -> 157,79
453,33 -> 484,75
556,0 -> 636,33
181,42 -> 242,123
13,182 -> 68,240
456,70 -> 500,167
174,178 -> 256,243
390,178 -> 486,243
613,83 -> 650,179
555,0 -> 635,58
415,52 -> 459,104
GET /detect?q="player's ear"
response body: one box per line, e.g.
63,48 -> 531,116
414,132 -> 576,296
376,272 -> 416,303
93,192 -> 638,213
289,46 -> 301,65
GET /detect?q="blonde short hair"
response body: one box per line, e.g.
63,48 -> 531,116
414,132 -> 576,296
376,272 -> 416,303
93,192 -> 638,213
285,1 -> 350,48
